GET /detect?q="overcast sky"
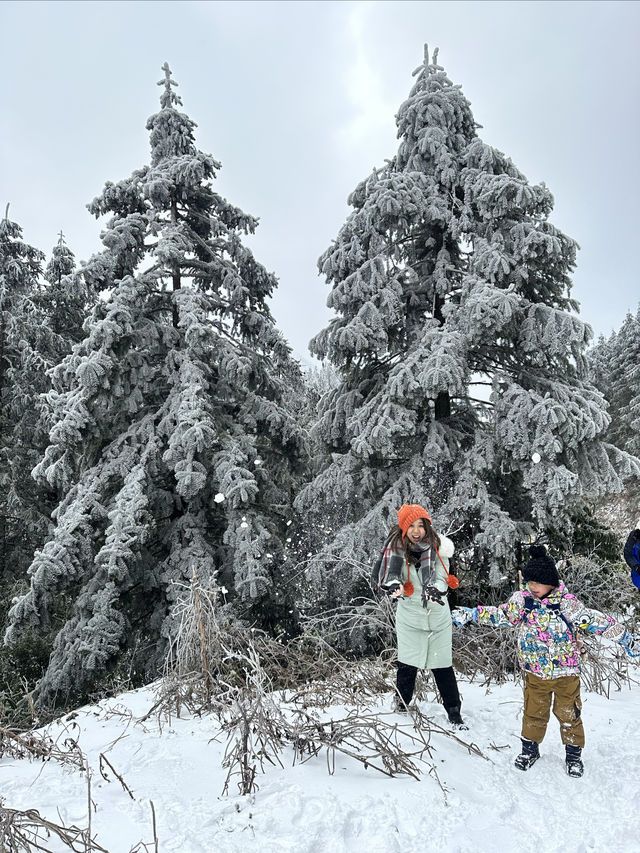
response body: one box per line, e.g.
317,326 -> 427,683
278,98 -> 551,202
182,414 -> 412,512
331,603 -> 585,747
2,0 -> 639,362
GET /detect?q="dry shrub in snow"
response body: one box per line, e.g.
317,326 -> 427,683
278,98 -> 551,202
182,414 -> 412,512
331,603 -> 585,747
158,572 -> 486,795
0,797 -> 110,853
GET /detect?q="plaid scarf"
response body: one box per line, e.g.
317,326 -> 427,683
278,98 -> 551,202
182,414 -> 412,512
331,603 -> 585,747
381,538 -> 437,591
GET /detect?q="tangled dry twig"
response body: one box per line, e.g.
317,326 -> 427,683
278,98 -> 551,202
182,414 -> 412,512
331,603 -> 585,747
0,723 -> 85,769
0,798 -> 110,853
157,572 -> 488,797
154,563 -> 639,799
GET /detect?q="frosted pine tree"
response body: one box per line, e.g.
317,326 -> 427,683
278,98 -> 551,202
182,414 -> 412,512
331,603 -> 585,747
45,231 -> 75,287
0,218 -> 91,607
40,232 -> 88,354
297,47 -> 639,598
590,307 -> 640,458
5,65 -> 307,706
0,211 -> 56,583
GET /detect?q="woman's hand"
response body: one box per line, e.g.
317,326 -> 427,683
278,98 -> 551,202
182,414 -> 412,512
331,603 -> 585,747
422,585 -> 446,607
381,581 -> 404,598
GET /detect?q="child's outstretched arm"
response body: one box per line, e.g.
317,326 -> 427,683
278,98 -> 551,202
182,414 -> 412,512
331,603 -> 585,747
563,597 -> 640,659
452,592 -> 525,628
451,606 -> 476,626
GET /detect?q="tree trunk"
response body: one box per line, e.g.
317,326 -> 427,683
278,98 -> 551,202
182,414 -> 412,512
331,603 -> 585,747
433,293 -> 450,420
171,200 -> 181,328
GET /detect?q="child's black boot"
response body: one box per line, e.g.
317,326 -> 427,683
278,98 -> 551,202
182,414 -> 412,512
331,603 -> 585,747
565,744 -> 584,778
514,738 -> 539,771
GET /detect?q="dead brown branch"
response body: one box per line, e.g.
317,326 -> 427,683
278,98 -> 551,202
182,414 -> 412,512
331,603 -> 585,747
158,578 -> 489,797
128,800 -> 159,853
99,753 -> 136,800
0,724 -> 85,769
0,798 -> 109,853
155,564 -> 638,802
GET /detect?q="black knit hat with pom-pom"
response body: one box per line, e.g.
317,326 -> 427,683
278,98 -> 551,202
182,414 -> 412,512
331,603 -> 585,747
523,545 -> 559,588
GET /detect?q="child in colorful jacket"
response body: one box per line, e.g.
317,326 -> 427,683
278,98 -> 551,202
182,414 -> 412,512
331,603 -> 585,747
452,545 -> 639,778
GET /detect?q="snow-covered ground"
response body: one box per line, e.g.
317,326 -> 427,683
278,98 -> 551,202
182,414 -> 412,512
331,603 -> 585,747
2,676 -> 639,853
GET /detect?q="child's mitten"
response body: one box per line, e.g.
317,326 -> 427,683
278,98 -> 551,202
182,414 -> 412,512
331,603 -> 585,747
451,606 -> 476,626
619,631 -> 640,658
381,580 -> 403,597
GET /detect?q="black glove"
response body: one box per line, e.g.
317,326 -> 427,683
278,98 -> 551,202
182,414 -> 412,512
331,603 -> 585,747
422,585 -> 446,607
381,580 -> 403,597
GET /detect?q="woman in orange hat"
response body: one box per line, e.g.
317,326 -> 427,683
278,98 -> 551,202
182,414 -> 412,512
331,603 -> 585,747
378,503 -> 466,727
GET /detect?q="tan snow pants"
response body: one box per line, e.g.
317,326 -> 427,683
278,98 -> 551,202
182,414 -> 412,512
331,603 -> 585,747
521,672 -> 585,748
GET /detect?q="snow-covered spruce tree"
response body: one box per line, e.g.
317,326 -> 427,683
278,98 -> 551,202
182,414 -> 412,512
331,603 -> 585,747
588,307 -> 640,524
0,218 -> 91,713
296,47 -> 639,604
45,231 -> 76,287
5,65 -> 308,707
299,363 -> 340,470
590,307 -> 640,458
0,211 -> 54,585
40,232 -> 89,355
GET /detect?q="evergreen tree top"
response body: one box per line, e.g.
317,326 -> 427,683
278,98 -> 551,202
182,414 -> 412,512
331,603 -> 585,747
158,61 -> 182,109
147,62 -> 200,166
45,231 -> 75,286
396,44 -> 477,170
1,207 -> 45,292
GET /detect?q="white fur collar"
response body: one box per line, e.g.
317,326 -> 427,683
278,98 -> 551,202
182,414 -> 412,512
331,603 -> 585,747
437,534 -> 454,558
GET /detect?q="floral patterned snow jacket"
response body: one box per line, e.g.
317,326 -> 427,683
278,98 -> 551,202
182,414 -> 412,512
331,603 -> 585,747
472,582 -> 621,680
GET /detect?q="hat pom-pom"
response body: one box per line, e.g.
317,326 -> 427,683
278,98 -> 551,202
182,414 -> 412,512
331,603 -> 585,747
529,544 -> 547,558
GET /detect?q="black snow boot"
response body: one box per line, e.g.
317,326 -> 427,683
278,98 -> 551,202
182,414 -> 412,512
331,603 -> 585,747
565,744 -> 584,778
445,705 -> 468,730
514,738 -> 540,771
432,668 -> 467,729
392,694 -> 409,713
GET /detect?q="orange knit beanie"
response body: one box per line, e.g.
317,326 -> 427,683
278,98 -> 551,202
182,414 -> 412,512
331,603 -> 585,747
397,504 -> 431,538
